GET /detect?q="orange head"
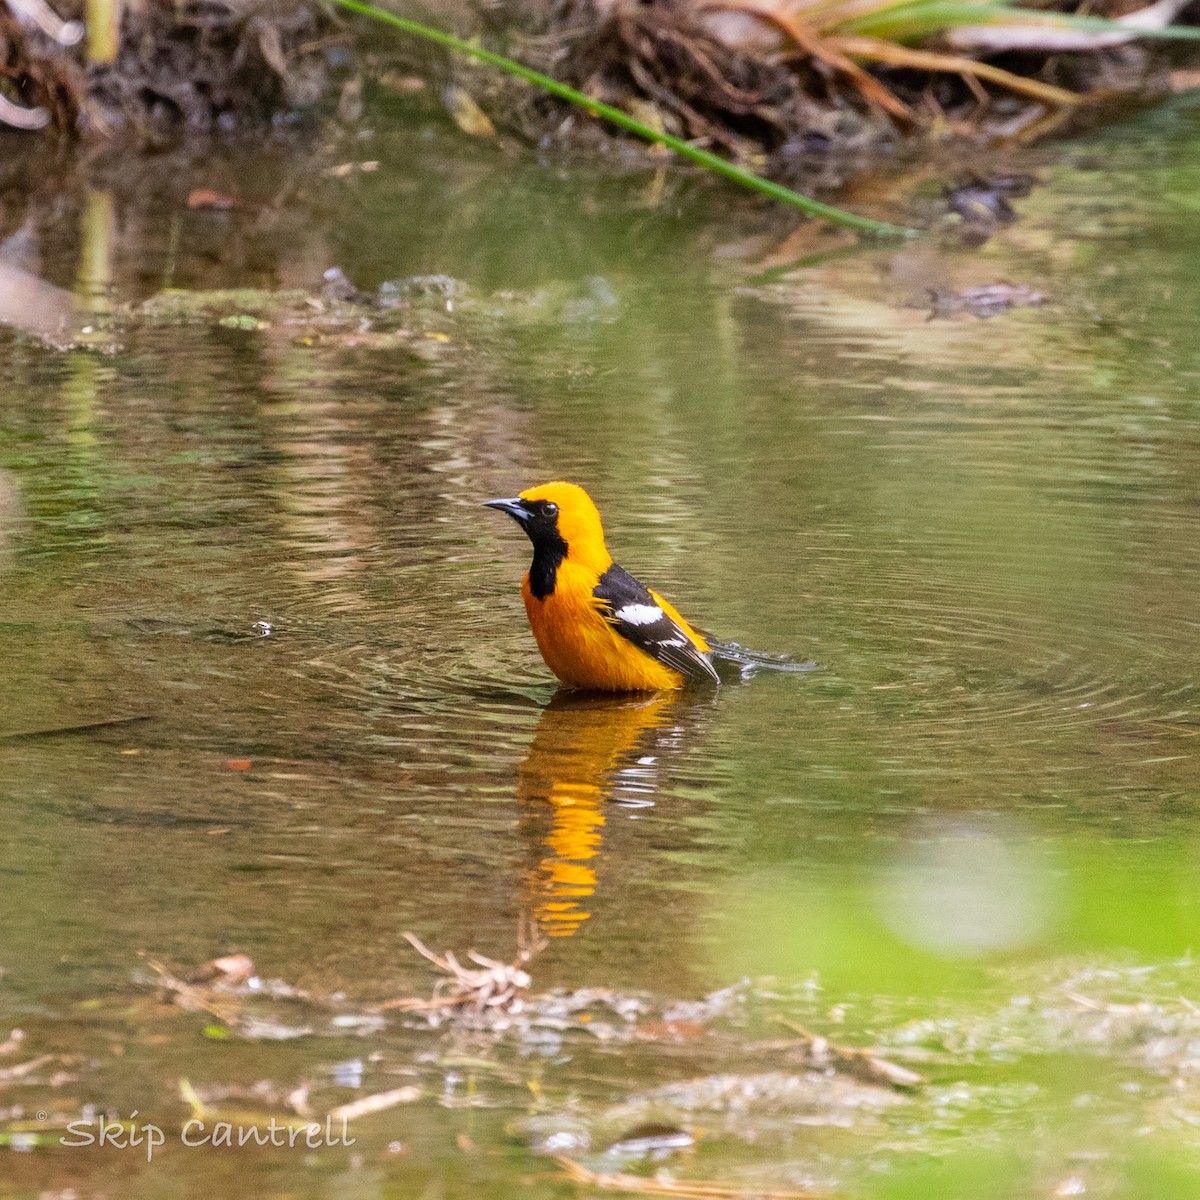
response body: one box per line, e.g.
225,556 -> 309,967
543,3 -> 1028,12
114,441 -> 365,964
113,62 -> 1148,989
483,481 -> 612,576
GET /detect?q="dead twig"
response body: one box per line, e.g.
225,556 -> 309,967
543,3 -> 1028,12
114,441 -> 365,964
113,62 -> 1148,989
695,0 -> 1089,117
554,1155 -> 822,1198
700,0 -> 913,120
626,54 -> 753,155
0,92 -> 49,129
377,921 -> 548,1015
0,714 -> 150,741
326,1085 -> 422,1122
0,1054 -> 55,1082
144,957 -> 241,1024
829,36 -> 1082,108
773,1016 -> 923,1090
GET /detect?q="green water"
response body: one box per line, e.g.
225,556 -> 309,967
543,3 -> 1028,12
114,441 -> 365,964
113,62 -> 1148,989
1,97 -> 1200,1198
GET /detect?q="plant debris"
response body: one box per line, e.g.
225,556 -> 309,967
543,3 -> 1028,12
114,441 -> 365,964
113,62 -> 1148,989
772,1016 -> 924,1090
377,924 -> 547,1018
944,173 -> 1035,227
603,1122 -> 698,1162
326,1085 -> 423,1123
554,1155 -> 823,1199
142,954 -> 315,1038
0,713 -> 151,741
0,0 -> 344,139
13,948 -> 1200,1196
192,954 -> 257,985
186,188 -> 242,210
926,281 -> 1046,318
472,0 -> 1200,179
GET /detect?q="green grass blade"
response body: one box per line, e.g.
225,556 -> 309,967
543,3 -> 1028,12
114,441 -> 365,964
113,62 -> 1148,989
842,0 -> 1200,40
327,0 -> 915,238
1001,8 -> 1200,37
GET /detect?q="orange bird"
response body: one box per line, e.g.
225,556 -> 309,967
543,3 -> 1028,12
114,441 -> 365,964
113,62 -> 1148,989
484,481 -> 721,692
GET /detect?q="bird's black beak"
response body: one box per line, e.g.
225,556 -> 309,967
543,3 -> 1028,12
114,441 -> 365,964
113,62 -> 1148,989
483,497 -> 530,523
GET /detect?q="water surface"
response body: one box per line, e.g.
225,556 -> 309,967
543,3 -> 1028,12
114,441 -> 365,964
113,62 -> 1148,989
1,100 -> 1200,1197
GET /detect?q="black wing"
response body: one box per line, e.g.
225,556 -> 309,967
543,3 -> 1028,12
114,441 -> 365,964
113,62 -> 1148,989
593,563 -> 719,685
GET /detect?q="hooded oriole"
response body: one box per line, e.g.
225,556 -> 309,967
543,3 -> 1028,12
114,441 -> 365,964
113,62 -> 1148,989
484,481 -> 720,691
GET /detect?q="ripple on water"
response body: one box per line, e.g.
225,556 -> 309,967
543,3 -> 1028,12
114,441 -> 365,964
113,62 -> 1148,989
771,502 -> 1199,772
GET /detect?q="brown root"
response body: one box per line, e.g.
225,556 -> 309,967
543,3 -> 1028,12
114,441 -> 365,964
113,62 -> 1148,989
555,0 -> 841,152
698,0 -> 913,121
829,35 -> 1083,108
0,7 -> 87,132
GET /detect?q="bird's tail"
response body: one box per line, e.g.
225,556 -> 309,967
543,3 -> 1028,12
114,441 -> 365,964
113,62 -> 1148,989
704,637 -> 818,683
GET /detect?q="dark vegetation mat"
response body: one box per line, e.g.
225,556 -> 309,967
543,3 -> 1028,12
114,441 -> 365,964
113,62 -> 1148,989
1,0 -> 344,137
0,0 -> 1197,178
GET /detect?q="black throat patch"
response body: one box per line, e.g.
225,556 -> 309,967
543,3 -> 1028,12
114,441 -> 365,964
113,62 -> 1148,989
528,535 -> 567,600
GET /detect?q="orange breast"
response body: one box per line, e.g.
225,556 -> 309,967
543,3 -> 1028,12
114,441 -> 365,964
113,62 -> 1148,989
521,559 -> 686,691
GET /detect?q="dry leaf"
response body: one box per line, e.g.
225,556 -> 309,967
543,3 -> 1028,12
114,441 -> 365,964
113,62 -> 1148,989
378,73 -> 426,93
338,76 -> 364,123
256,21 -> 289,78
442,84 -> 496,138
187,189 -> 241,211
324,161 -> 380,178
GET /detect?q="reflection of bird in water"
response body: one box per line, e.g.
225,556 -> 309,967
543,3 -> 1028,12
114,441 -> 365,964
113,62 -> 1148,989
518,690 -> 682,938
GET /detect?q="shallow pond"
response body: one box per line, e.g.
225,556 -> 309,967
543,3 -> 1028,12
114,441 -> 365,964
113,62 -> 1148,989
1,95 -> 1200,1198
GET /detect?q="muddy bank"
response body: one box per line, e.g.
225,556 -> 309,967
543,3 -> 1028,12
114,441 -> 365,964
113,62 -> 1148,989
2,0 -> 1197,172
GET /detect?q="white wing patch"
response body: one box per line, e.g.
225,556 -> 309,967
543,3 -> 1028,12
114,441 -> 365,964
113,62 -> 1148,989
614,603 -> 664,626
594,562 -> 720,685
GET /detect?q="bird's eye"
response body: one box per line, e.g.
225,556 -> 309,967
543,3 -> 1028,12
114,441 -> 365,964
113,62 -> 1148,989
543,502 -> 558,518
